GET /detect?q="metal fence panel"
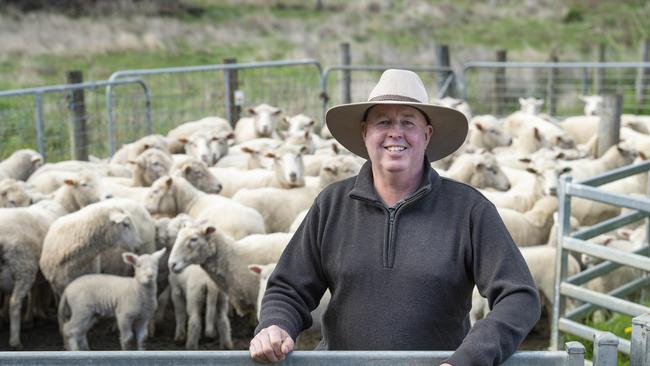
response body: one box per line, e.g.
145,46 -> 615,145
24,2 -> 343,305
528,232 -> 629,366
461,62 -> 650,118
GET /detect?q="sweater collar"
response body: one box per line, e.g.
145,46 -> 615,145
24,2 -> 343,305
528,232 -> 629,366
348,158 -> 440,204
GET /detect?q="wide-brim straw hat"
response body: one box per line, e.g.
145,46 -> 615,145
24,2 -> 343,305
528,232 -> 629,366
325,69 -> 468,161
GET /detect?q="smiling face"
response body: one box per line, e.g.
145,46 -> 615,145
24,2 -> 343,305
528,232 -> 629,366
361,104 -> 433,177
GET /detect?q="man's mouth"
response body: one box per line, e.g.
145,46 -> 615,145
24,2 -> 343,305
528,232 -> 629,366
385,146 -> 406,152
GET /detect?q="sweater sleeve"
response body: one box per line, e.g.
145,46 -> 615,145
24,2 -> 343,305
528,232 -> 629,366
254,201 -> 328,341
447,200 -> 541,366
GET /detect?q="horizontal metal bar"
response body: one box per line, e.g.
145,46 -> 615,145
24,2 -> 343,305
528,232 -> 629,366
559,318 -> 631,354
566,276 -> 650,320
464,61 -> 650,69
563,237 -> 650,272
561,283 -> 650,317
566,246 -> 650,285
565,184 -> 650,214
0,350 -> 574,366
324,64 -> 453,73
578,161 -> 650,187
0,77 -> 146,97
109,59 -> 322,82
572,211 -> 648,241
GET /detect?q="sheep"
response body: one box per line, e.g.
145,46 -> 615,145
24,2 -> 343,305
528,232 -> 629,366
559,115 -> 600,145
503,111 -> 576,149
166,116 -> 232,154
433,96 -> 472,120
439,151 -> 511,191
480,167 -> 545,213
209,145 -> 307,197
180,130 -> 234,167
580,95 -> 603,116
467,120 -> 512,151
39,204 -> 142,298
168,222 -> 291,318
0,149 -> 43,181
58,248 -> 166,350
283,113 -> 316,135
145,175 -> 265,240
110,134 -> 169,165
29,160 -> 131,179
0,178 -> 33,208
234,104 -> 282,143
169,264 -> 232,350
214,146 -> 268,170
249,262 -> 330,334
518,97 -> 544,115
170,156 -> 222,194
497,196 -> 558,246
127,148 -> 173,187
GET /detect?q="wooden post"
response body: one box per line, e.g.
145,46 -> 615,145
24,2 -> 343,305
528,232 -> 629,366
435,44 -> 455,97
546,55 -> 559,117
341,43 -> 351,104
223,58 -> 239,128
66,70 -> 88,161
595,43 -> 606,94
494,50 -> 507,115
597,94 -> 622,158
636,39 -> 650,108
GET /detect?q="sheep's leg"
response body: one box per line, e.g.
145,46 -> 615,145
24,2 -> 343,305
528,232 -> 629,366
186,303 -> 202,350
63,313 -> 94,351
149,285 -> 171,337
134,319 -> 149,351
117,318 -> 135,350
171,285 -> 187,343
216,292 -> 233,350
79,334 -> 90,351
204,287 -> 218,338
9,276 -> 34,349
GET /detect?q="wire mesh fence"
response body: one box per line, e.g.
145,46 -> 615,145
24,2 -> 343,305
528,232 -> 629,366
461,62 -> 650,118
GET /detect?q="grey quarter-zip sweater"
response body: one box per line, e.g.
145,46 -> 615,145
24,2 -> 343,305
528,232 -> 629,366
256,160 -> 540,366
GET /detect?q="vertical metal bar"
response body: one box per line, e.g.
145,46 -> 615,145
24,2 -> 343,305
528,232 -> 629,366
66,70 -> 88,161
582,67 -> 590,95
107,83 -> 115,156
631,314 -> 650,366
223,58 -> 237,128
436,44 -> 454,97
595,43 -> 606,95
596,94 -> 622,158
34,93 -> 46,161
143,83 -> 152,136
494,50 -> 507,116
592,332 -> 618,366
565,341 -> 586,366
320,69 -> 330,131
547,56 -> 558,116
636,39 -> 650,109
341,43 -> 351,104
551,174 -> 572,350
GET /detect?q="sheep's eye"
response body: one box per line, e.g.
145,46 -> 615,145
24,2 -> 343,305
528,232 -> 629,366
81,182 -> 88,187
122,221 -> 130,227
9,200 -> 16,206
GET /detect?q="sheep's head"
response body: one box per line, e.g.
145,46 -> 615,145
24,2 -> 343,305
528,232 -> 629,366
109,209 -> 140,253
123,248 -> 166,285
267,146 -> 307,188
319,155 -> 361,187
518,97 -> 544,115
62,171 -> 107,209
130,149 -> 172,187
168,222 -> 216,273
208,131 -> 235,165
284,114 -> 316,135
173,159 -> 222,194
146,176 -> 178,216
249,103 -> 281,137
0,179 -> 31,208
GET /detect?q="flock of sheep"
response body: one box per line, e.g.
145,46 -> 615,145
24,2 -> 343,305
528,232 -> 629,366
0,95 -> 649,351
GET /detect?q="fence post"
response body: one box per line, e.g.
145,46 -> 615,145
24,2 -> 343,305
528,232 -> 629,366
595,43 -> 606,95
436,44 -> 455,97
494,49 -> 507,115
596,94 -> 622,158
592,332 -> 619,366
223,58 -> 239,128
341,43 -> 351,104
565,341 -> 586,366
551,174 -> 572,350
546,55 -> 559,116
66,70 -> 88,161
631,313 -> 650,366
636,39 -> 650,109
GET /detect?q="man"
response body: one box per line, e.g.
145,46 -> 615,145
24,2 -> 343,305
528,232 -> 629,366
249,69 -> 540,365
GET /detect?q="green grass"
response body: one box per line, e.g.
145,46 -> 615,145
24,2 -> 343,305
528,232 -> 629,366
564,312 -> 633,366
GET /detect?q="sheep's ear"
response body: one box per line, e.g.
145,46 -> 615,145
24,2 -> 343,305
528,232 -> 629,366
203,226 -> 216,236
299,145 -> 308,155
272,108 -> 282,116
248,107 -> 257,115
165,177 -> 173,187
241,146 -> 255,154
331,143 -> 339,154
304,130 -> 311,139
525,167 -> 539,175
110,211 -> 128,224
31,155 -> 43,164
143,144 -> 151,150
533,127 -> 540,140
555,152 -> 566,159
122,252 -> 138,265
265,151 -> 277,159
248,264 -> 262,275
183,164 -> 192,175
308,119 -> 316,127
63,179 -> 76,186
518,157 -> 532,163
640,151 -> 647,160
282,116 -> 290,125
127,159 -> 138,166
474,122 -> 483,131
603,237 -> 614,245
153,248 -> 167,261
561,166 -> 572,174
476,162 -> 486,170
178,138 -> 188,145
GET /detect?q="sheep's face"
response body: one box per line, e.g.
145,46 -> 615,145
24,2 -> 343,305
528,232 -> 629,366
184,133 -> 212,166
208,132 -> 233,165
0,179 -> 31,208
136,150 -> 172,187
134,135 -> 168,157
109,210 -> 141,253
471,123 -> 512,149
269,147 -> 306,188
146,176 -> 177,216
64,172 -> 105,208
518,97 -> 544,115
319,156 -> 361,187
580,95 -> 603,116
250,104 -> 281,137
168,223 -> 214,273
124,248 -> 166,285
285,114 -> 315,135
176,162 -> 222,194
471,154 -> 510,191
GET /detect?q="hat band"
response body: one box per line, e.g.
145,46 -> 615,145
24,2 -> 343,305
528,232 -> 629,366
368,94 -> 423,103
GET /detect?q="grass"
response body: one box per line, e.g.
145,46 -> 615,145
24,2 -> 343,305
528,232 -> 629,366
564,312 -> 634,366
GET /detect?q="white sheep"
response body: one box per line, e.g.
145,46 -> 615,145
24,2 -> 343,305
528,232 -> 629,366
480,167 -> 545,213
57,248 -> 166,350
110,134 -> 169,165
467,120 -> 512,151
503,111 -> 575,149
168,222 -> 291,318
0,149 -> 43,181
433,96 -> 472,120
170,156 -> 223,194
145,175 -> 265,240
518,97 -> 544,115
580,95 -> 603,116
439,151 -> 511,191
180,130 -> 234,167
0,178 -> 33,208
559,115 -> 600,145
232,155 -> 361,233
497,196 -> 558,246
166,116 -> 232,154
234,104 -> 282,143
126,148 -> 173,187
169,264 -> 232,350
282,114 -> 316,135
39,203 -> 142,297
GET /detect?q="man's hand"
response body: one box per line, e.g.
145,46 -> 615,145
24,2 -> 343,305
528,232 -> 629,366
249,325 -> 295,363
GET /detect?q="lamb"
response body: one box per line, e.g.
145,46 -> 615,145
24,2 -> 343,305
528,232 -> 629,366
29,160 -> 131,179
497,196 -> 558,246
180,130 -> 234,166
283,114 -> 316,135
171,156 -> 222,194
0,149 -> 43,181
439,151 -> 511,191
57,248 -> 166,350
145,175 -> 265,240
214,146 -> 268,170
39,203 -> 142,297
166,116 -> 232,154
234,104 -> 282,143
232,154 -> 361,233
518,97 -> 544,115
503,111 -> 575,149
480,167 -> 545,213
169,264 -> 232,350
580,95 -> 603,116
110,134 -> 169,165
0,178 -> 34,208
467,121 -> 512,151
552,143 -> 637,188
127,148 -> 173,187
167,222 -> 290,318
559,115 -> 600,145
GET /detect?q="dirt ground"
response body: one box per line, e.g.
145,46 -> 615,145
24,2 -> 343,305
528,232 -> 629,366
0,306 -> 551,352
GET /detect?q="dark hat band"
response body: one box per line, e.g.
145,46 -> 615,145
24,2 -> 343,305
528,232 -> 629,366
368,94 -> 423,103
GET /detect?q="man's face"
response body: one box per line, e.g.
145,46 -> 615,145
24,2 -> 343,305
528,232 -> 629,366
361,104 -> 433,175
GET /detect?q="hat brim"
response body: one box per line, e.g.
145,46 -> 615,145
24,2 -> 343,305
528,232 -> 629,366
325,101 -> 468,161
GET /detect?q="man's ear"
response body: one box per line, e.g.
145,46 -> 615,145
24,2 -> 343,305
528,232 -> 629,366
425,124 -> 434,141
360,121 -> 367,139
